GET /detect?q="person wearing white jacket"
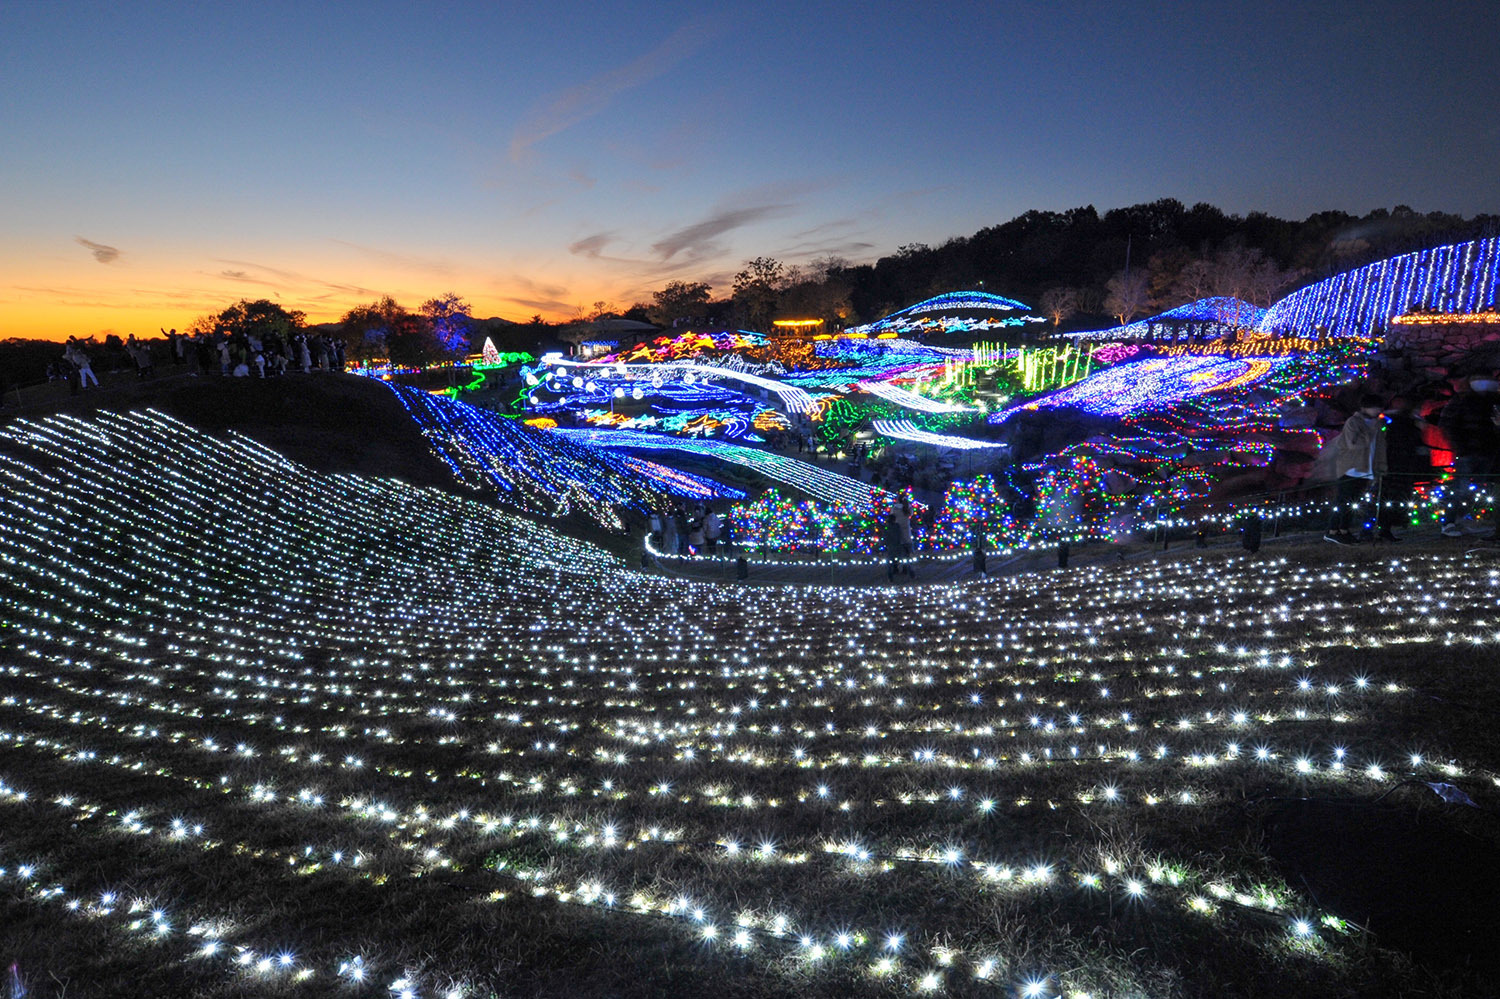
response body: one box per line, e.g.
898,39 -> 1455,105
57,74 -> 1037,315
1322,394 -> 1387,545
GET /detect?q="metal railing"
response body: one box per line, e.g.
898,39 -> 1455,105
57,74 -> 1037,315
1141,471 -> 1499,548
644,471 -> 1500,575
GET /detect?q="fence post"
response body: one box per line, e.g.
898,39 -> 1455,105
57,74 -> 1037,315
1371,473 -> 1385,543
1272,492 -> 1283,538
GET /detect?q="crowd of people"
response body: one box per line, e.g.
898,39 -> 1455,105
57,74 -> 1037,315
48,329 -> 347,395
1320,373 -> 1500,545
649,501 -> 729,556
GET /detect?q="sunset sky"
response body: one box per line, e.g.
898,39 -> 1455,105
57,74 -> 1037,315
3,0 -> 1497,340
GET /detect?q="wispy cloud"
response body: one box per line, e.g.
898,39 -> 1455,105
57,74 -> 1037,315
509,17 -> 723,161
774,238 -> 876,261
217,268 -> 281,289
568,232 -> 616,259
506,296 -> 578,315
75,237 -> 121,264
643,179 -> 837,263
213,258 -> 380,300
214,258 -> 304,284
498,273 -> 572,300
328,240 -> 454,276
650,204 -> 793,262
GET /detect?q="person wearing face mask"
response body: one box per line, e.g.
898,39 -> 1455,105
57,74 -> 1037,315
1323,394 -> 1388,546
1438,374 -> 1500,537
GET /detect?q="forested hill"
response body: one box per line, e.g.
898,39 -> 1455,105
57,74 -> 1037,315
830,200 -> 1500,323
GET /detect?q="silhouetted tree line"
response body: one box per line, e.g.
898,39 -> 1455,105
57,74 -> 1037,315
641,200 -> 1500,332
8,201 -> 1498,390
831,200 -> 1499,327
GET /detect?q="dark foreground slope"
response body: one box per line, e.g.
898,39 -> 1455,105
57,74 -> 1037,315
0,370 -> 455,490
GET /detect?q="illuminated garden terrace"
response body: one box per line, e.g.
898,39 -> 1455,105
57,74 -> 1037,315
1,410 -> 1498,998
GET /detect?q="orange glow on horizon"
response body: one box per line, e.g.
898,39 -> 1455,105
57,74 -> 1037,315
1,269 -> 648,342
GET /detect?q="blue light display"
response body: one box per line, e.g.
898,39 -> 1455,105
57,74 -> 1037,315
846,292 -> 1047,337
872,420 -> 1011,450
387,385 -> 744,526
1066,297 -> 1268,342
883,291 -> 1031,317
551,428 -> 886,511
990,356 -> 1286,422
1258,236 -> 1500,337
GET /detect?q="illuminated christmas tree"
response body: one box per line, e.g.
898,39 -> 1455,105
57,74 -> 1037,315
481,336 -> 500,366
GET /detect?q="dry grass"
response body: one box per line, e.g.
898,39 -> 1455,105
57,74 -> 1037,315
2,411 -> 1499,998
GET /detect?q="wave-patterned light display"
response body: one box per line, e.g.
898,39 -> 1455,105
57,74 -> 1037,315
551,428 -> 885,511
990,356 -> 1284,422
389,385 -> 744,525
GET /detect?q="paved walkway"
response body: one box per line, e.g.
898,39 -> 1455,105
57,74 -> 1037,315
641,523 -> 1500,587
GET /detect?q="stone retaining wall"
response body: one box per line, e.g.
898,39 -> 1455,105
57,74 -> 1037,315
1383,321 -> 1500,378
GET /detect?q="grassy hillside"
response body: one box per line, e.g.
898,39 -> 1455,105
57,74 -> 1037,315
0,370 -> 457,490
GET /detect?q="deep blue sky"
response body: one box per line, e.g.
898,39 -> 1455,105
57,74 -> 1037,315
3,0 -> 1497,335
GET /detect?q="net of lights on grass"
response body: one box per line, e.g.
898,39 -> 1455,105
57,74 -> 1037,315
2,409 -> 1495,997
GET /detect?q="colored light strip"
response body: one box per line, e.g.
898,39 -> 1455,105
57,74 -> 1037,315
858,380 -> 978,414
872,420 -> 1011,450
551,428 -> 885,511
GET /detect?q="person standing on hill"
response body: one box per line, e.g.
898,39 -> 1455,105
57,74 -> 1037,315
163,328 -> 185,366
883,507 -> 905,581
1322,394 -> 1387,545
668,504 -> 686,555
888,495 -> 912,573
1376,397 -> 1431,541
65,338 -> 99,389
704,507 -> 723,555
1439,374 -> 1500,537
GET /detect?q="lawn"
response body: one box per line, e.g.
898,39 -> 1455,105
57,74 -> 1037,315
1,409 -> 1498,998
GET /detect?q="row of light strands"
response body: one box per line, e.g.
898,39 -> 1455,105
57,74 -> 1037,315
1259,236 -> 1500,338
2,411 -> 1498,997
388,384 -> 745,527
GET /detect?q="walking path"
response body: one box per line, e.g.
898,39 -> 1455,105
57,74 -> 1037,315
641,523 -> 1499,587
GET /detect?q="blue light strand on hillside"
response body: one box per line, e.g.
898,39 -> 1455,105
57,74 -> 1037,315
813,338 -> 972,363
1258,236 -> 1500,337
872,420 -> 1011,450
551,428 -> 884,511
388,385 -> 744,522
858,380 -> 979,414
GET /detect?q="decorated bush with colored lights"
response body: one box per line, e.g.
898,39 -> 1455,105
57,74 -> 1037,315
728,487 -> 923,556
